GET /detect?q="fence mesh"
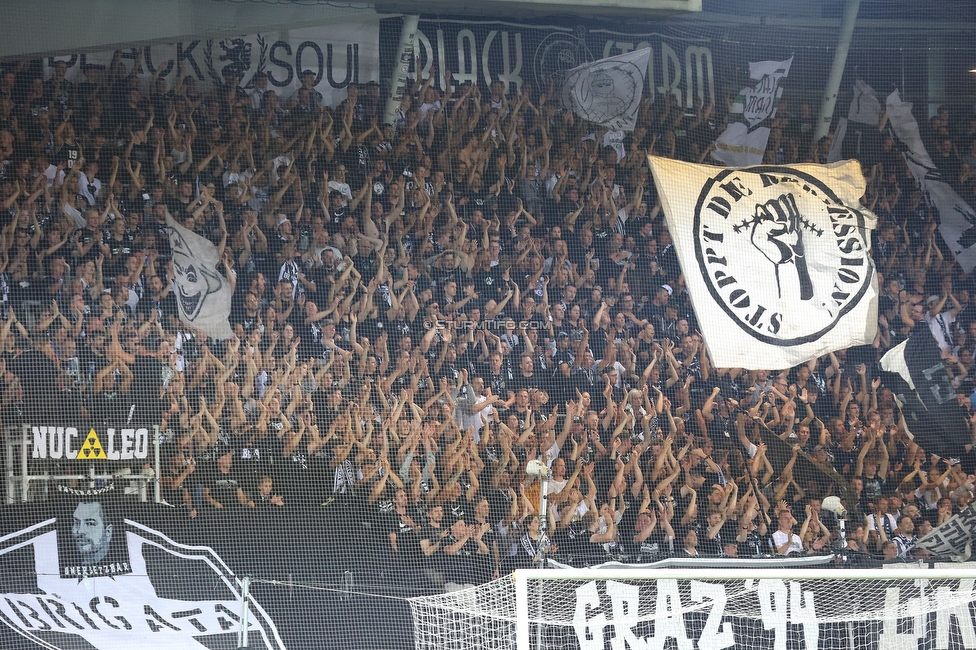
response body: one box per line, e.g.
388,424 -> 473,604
0,2 -> 976,648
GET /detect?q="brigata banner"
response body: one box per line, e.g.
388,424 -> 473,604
0,496 -> 415,650
646,156 -> 879,369
0,491 -> 285,650
47,20 -> 380,108
381,19 -> 718,107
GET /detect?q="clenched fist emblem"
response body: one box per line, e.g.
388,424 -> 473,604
750,193 -> 814,301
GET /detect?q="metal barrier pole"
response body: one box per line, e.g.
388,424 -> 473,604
153,425 -> 161,503
238,575 -> 251,649
21,423 -> 29,502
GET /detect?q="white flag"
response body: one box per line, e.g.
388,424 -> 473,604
848,79 -> 881,125
646,156 -> 879,369
166,215 -> 234,340
740,57 -> 793,127
885,90 -> 976,273
713,122 -> 773,167
712,57 -> 793,167
562,48 -> 650,131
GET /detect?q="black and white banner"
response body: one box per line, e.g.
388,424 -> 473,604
712,57 -> 793,167
646,156 -> 878,369
0,499 -> 285,650
885,89 -> 976,273
381,19 -> 718,109
167,215 -> 234,340
879,324 -> 975,465
0,500 -> 416,650
47,22 -> 380,108
561,49 -> 651,131
565,573 -> 976,650
918,503 -> 976,562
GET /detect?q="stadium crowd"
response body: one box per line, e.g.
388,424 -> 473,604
2,51 -> 976,589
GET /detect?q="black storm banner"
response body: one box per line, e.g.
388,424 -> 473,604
380,18 -> 722,109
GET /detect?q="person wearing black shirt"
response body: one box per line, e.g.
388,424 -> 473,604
244,475 -> 285,508
699,510 -> 733,557
231,289 -> 263,335
482,351 -> 511,400
136,274 -> 177,324
623,508 -> 672,562
10,338 -> 60,421
470,497 -> 500,579
124,339 -> 174,428
486,470 -> 516,528
88,358 -> 131,427
442,515 -> 491,590
419,504 -> 451,577
201,449 -> 248,510
512,353 -> 537,392
736,518 -> 770,557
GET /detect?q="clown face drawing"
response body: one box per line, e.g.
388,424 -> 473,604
169,224 -> 225,323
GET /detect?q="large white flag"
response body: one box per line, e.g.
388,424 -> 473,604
712,57 -> 793,167
885,90 -> 976,272
647,156 -> 878,369
166,215 -> 234,340
561,48 -> 651,131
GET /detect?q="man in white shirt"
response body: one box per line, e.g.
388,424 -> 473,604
771,510 -> 803,555
925,293 -> 961,351
458,376 -> 500,442
867,496 -> 898,547
79,161 -> 101,207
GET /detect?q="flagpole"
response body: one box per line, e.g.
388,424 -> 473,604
383,15 -> 420,129
814,0 -> 861,141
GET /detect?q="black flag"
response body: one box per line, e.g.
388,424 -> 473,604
880,325 -> 974,464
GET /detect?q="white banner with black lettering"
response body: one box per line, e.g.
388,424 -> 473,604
918,503 -> 976,562
167,215 -> 234,340
712,56 -> 793,167
885,89 -> 976,273
564,573 -> 976,650
561,48 -> 651,131
647,156 -> 878,369
47,20 -> 380,108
